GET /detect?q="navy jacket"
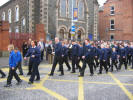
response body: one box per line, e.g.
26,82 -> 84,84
106,48 -> 112,58
25,46 -> 41,63
118,48 -> 127,57
83,45 -> 94,59
9,50 -> 17,68
72,44 -> 79,56
54,42 -> 62,56
99,48 -> 108,61
111,51 -> 117,60
15,51 -> 22,63
61,46 -> 68,57
78,47 -> 84,57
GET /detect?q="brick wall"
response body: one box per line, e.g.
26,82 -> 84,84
99,0 -> 133,41
0,21 -> 46,56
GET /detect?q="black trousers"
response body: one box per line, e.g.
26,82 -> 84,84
80,58 -> 94,76
99,60 -> 108,73
119,57 -> 127,70
29,61 -> 40,82
7,68 -> 21,84
132,56 -> 133,68
111,60 -> 118,71
94,57 -> 99,67
61,56 -> 71,70
127,55 -> 131,65
50,55 -> 64,75
28,59 -> 33,74
16,62 -> 23,75
77,57 -> 82,71
72,56 -> 79,72
0,69 -> 6,76
107,58 -> 111,69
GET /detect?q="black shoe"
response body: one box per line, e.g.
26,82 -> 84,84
48,74 -> 53,76
16,80 -> 22,85
4,84 -> 12,87
59,74 -> 64,76
19,73 -> 23,75
71,71 -> 76,73
90,74 -> 93,76
1,75 -> 6,78
27,72 -> 31,75
35,78 -> 40,81
97,72 -> 102,75
28,81 -> 33,84
78,75 -> 84,77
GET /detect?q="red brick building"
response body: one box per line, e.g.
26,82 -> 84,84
99,0 -> 133,41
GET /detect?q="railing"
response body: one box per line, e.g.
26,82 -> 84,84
9,33 -> 35,51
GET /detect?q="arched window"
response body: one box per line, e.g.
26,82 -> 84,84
8,9 -> 12,23
78,0 -> 84,19
22,18 -> 26,26
15,5 -> 19,21
2,12 -> 5,21
60,0 -> 66,17
68,0 -> 77,18
21,17 -> 26,32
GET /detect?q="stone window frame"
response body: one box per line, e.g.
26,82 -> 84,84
110,19 -> 115,30
21,17 -> 26,33
110,5 -> 115,15
8,9 -> 12,23
2,12 -> 5,21
15,26 -> 19,33
15,5 -> 19,22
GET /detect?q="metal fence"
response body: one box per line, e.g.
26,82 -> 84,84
9,33 -> 35,51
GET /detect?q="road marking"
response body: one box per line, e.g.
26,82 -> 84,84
78,77 -> 84,100
20,75 -> 68,100
109,72 -> 133,100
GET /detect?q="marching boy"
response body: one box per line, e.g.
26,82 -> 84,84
4,45 -> 22,87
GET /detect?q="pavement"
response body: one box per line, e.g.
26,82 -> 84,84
0,57 -> 133,100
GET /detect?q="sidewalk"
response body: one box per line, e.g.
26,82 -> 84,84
0,57 -> 9,68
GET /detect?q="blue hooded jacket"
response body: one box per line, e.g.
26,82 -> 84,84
9,50 -> 17,68
15,51 -> 22,63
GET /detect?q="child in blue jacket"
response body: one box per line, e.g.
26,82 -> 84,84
15,48 -> 23,75
4,45 -> 22,87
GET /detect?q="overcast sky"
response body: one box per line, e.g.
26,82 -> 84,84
0,0 -> 107,6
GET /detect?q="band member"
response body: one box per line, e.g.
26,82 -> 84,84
4,45 -> 22,87
110,48 -> 118,72
61,41 -> 71,71
49,37 -> 64,76
118,45 -> 127,70
24,41 -> 41,84
98,44 -> 108,74
79,39 -> 94,77
71,40 -> 80,73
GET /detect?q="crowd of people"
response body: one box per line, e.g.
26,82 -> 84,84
1,37 -> 133,87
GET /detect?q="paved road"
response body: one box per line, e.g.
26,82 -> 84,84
0,62 -> 133,100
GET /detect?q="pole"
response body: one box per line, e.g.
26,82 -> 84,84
71,0 -> 74,40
